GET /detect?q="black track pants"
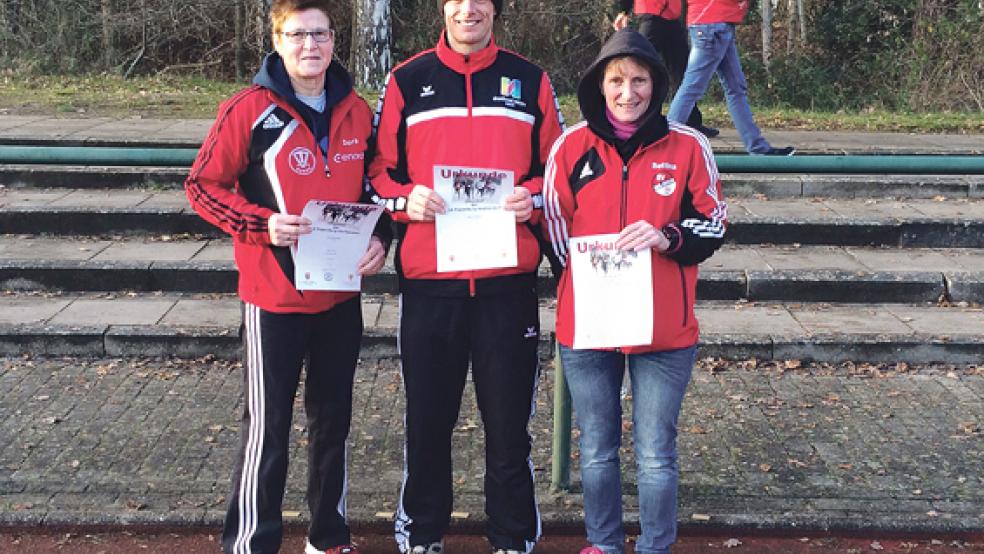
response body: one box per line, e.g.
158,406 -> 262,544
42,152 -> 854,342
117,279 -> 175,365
223,297 -> 362,554
394,287 -> 542,553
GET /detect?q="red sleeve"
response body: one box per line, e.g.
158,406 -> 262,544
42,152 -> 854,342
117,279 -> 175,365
541,129 -> 576,268
367,73 -> 414,224
184,89 -> 275,245
525,72 -> 566,226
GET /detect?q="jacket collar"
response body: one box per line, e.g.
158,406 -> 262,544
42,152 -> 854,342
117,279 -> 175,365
435,32 -> 499,74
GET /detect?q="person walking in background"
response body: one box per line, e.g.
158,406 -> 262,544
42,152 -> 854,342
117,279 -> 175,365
367,0 -> 565,552
543,29 -> 726,553
613,0 -> 720,139
185,0 -> 390,552
667,0 -> 795,155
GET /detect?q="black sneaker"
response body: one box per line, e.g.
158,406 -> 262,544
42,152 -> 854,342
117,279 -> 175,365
761,146 -> 796,156
696,125 -> 720,138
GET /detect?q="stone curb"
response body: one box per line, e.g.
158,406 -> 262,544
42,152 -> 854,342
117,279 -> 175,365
7,208 -> 984,247
2,324 -> 984,363
6,262 -> 983,303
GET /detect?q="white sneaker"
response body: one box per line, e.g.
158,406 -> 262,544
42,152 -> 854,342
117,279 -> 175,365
410,541 -> 444,554
492,550 -> 524,554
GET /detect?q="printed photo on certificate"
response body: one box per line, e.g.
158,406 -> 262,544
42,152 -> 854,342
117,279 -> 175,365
294,200 -> 384,291
570,233 -> 654,349
433,165 -> 517,273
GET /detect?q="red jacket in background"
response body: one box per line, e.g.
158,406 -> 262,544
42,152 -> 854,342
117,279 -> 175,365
368,34 -> 565,287
186,86 -> 373,313
626,0 -> 683,20
686,0 -> 750,25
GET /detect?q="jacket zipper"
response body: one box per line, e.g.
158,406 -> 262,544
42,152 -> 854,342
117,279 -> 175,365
620,164 -> 628,229
465,54 -> 476,297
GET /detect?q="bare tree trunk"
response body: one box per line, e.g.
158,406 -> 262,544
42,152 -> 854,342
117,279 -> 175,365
786,0 -> 795,53
349,0 -> 391,90
761,0 -> 773,70
796,0 -> 806,44
234,0 -> 245,80
256,0 -> 270,55
101,0 -> 114,69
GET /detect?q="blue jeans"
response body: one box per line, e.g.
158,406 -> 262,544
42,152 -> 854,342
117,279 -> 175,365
560,345 -> 697,554
667,23 -> 771,154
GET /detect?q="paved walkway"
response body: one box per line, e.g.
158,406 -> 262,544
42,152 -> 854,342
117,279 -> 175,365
0,356 -> 982,535
1,115 -> 983,154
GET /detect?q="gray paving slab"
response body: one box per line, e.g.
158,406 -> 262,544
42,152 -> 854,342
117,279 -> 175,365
47,189 -> 154,209
0,188 -> 71,208
887,306 -> 984,336
0,297 -> 73,324
0,356 -> 981,533
190,241 -> 234,262
0,236 -> 112,260
756,245 -> 866,271
695,304 -> 805,335
846,247 -> 963,272
788,305 -> 914,335
47,297 -> 176,326
91,240 -> 206,262
158,299 -> 241,327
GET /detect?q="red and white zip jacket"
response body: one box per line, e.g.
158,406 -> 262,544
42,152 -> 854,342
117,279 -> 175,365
543,121 -> 727,353
686,0 -> 750,25
368,34 -> 565,292
185,86 -> 374,314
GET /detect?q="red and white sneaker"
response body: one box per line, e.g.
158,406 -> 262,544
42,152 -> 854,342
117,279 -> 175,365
307,543 -> 361,554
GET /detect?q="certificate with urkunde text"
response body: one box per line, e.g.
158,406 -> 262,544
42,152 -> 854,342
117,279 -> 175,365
294,200 -> 384,291
570,233 -> 654,349
433,165 -> 517,272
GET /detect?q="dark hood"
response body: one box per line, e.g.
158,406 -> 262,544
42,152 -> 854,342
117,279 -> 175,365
254,51 -> 353,113
577,29 -> 671,151
253,52 -> 353,151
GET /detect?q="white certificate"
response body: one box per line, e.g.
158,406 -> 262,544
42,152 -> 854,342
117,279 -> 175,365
570,233 -> 654,349
433,165 -> 517,272
294,200 -> 384,291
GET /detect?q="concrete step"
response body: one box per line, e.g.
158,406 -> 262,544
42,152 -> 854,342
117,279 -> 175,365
0,292 -> 981,363
6,188 -> 984,246
5,166 -> 984,200
4,237 -> 984,303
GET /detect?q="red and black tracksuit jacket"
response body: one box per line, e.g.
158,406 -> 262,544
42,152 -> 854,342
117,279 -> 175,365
185,62 -> 378,314
367,34 -> 565,293
543,28 -> 727,354
686,0 -> 750,25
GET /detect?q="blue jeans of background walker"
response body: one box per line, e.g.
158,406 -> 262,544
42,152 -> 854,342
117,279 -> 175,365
560,344 -> 697,554
667,23 -> 771,154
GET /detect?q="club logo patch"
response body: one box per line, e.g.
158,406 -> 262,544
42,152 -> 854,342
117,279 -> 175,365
289,147 -> 316,176
652,173 -> 677,196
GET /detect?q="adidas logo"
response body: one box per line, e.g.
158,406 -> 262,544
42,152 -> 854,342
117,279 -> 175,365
262,113 -> 284,129
420,85 -> 435,97
579,164 -> 594,180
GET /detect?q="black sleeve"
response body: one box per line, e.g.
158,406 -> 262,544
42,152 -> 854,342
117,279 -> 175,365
662,188 -> 725,266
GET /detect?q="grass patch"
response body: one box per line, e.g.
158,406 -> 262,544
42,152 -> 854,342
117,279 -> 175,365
2,72 -> 982,133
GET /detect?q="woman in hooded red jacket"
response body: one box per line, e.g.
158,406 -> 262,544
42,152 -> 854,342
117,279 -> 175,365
543,29 -> 726,554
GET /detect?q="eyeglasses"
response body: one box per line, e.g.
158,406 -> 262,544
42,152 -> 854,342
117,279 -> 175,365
279,29 -> 334,44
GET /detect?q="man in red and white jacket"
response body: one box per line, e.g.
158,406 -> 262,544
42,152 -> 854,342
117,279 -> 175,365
666,0 -> 795,155
367,1 -> 564,552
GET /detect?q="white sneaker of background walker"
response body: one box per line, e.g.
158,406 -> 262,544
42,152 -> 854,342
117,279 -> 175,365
492,549 -> 525,554
410,541 -> 444,554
